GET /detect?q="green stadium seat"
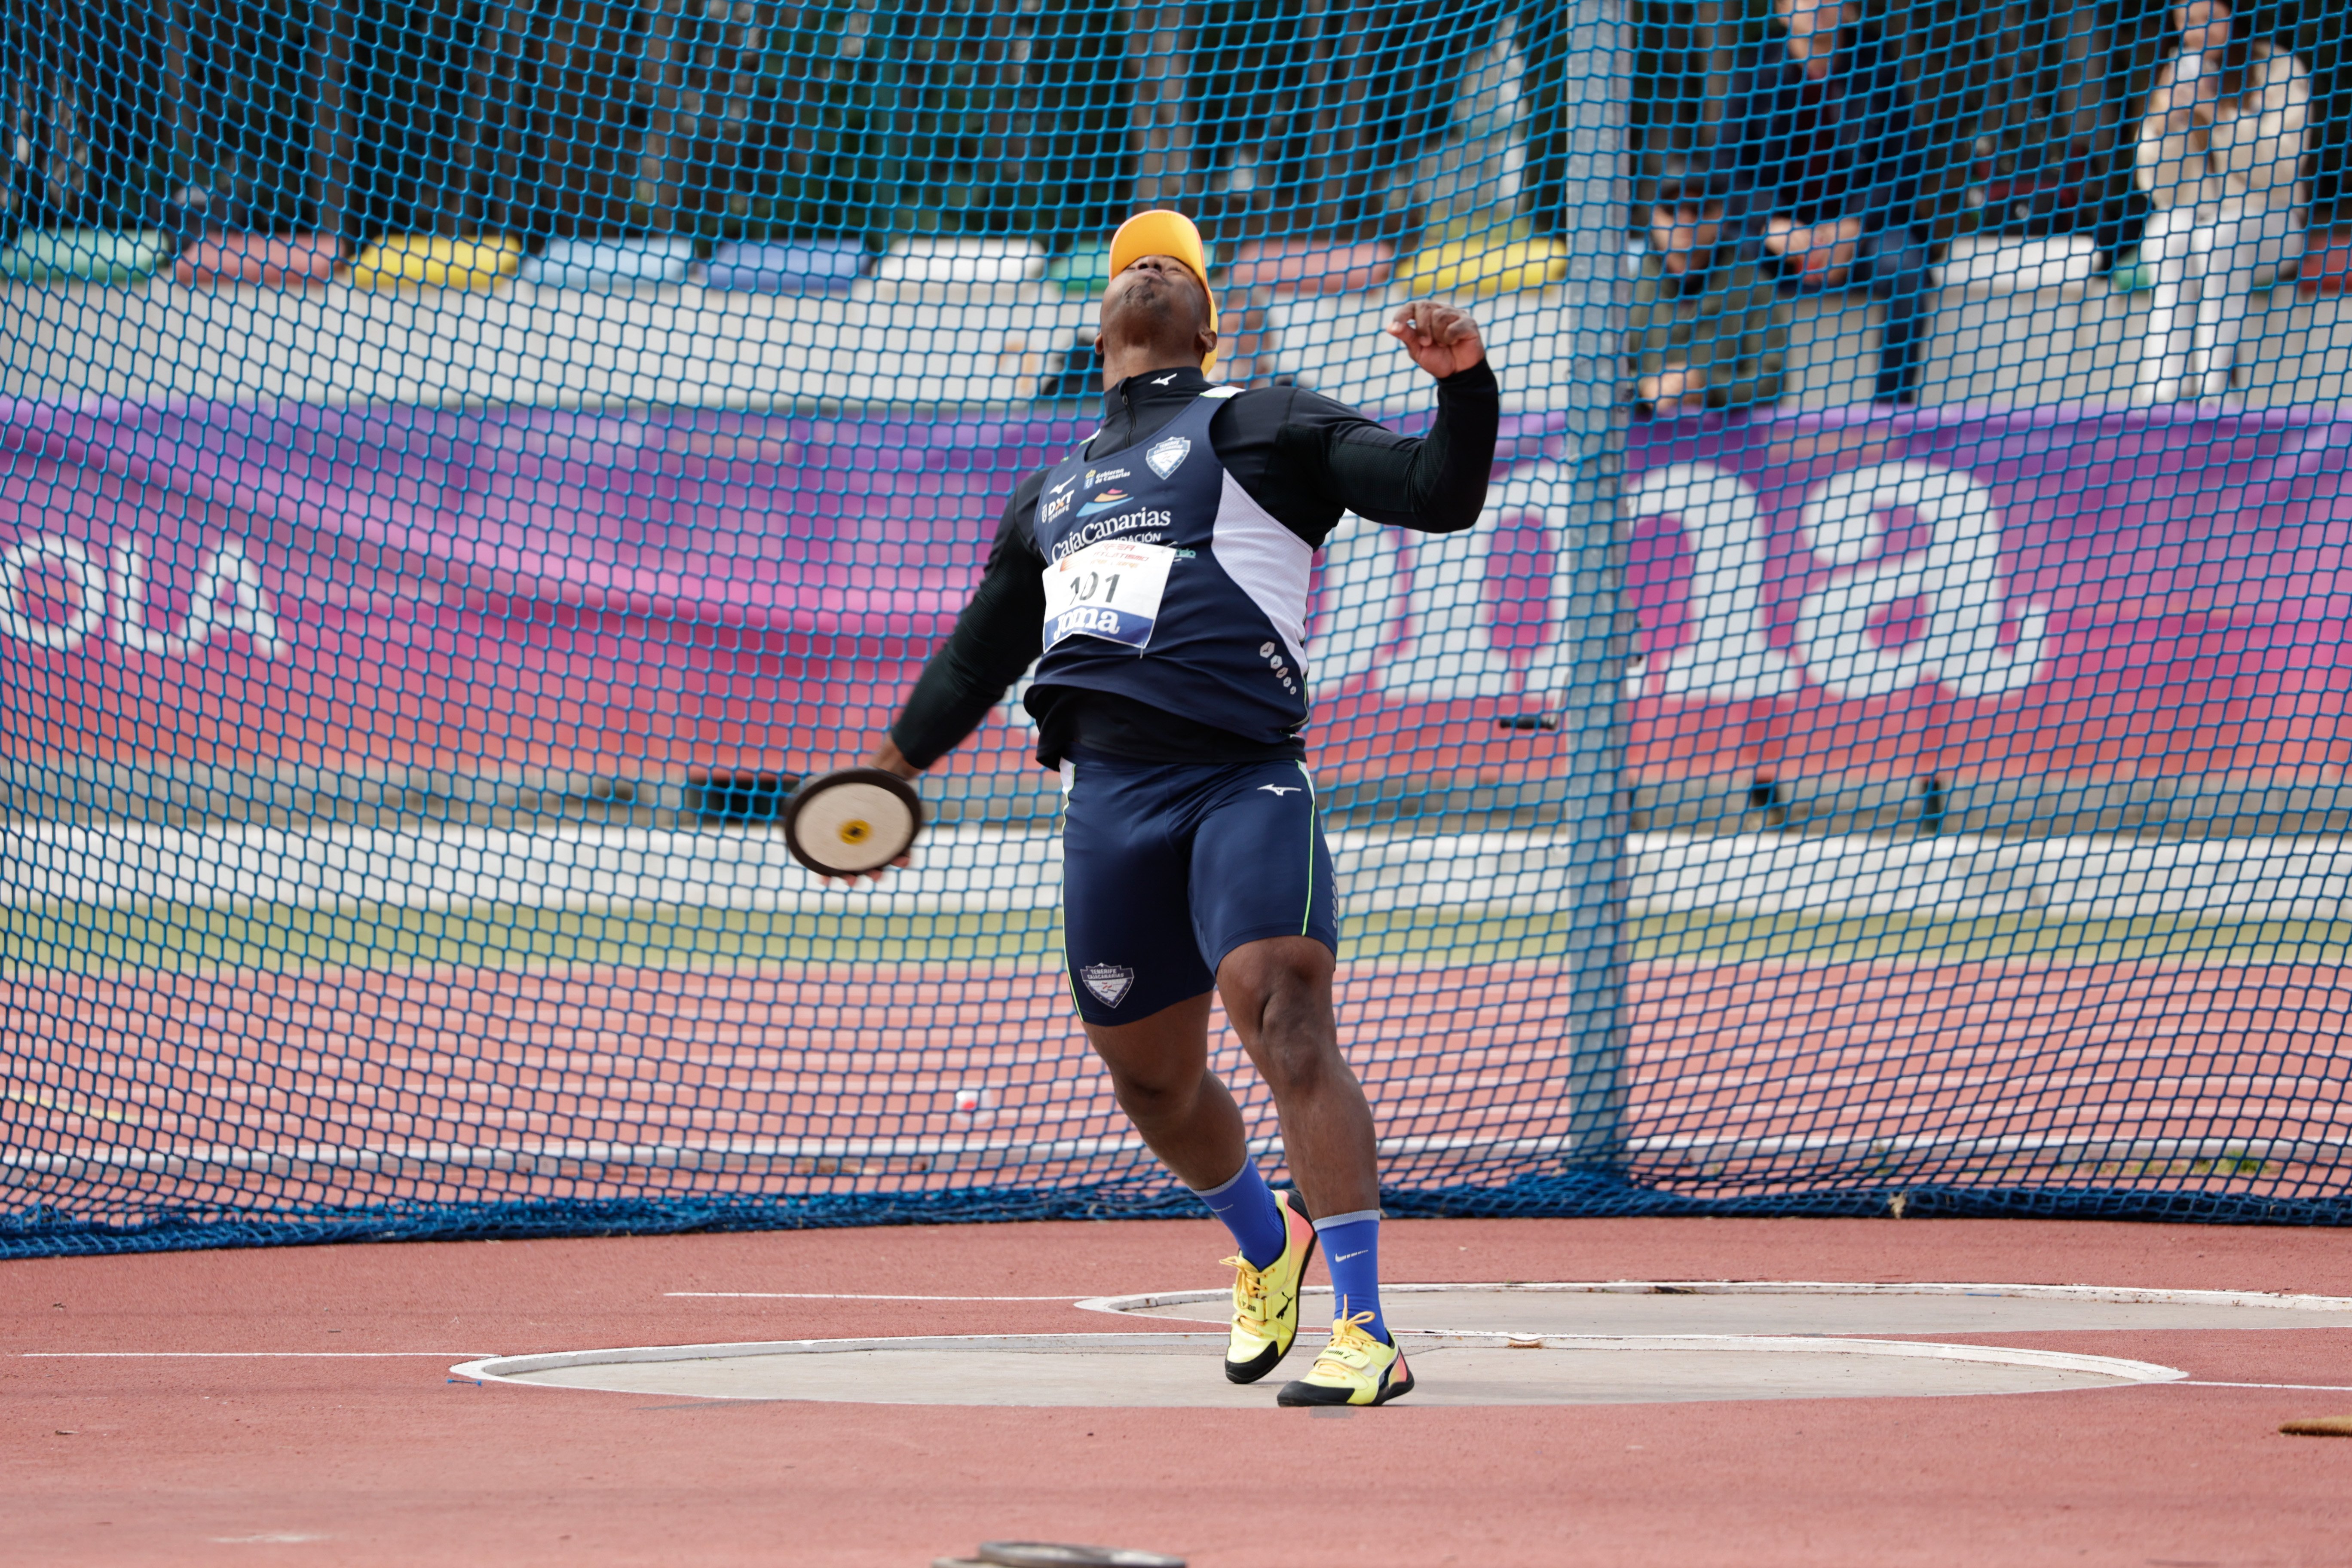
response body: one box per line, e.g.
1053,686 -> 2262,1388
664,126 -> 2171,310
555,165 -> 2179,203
1042,242 -> 1114,297
0,228 -> 175,284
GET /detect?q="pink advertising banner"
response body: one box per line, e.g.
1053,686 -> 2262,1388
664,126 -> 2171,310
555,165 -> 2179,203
0,399 -> 2344,787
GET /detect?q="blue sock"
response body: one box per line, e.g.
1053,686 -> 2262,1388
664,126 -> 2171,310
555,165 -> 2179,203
1190,1161 -> 1286,1269
1314,1210 -> 1386,1343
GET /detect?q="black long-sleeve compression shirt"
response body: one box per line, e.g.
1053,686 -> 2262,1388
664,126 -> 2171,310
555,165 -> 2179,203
891,358 -> 1501,769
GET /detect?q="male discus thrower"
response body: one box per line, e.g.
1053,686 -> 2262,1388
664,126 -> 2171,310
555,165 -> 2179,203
811,207 -> 1498,1406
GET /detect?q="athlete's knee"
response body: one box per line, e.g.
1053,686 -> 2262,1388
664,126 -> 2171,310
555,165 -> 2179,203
1219,936 -> 1332,1012
1104,1060 -> 1210,1122
1088,1022 -> 1216,1123
1253,1030 -> 1351,1103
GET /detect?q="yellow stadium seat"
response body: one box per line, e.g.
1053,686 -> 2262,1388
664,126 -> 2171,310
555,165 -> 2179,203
1396,234 -> 1571,299
349,235 -> 524,290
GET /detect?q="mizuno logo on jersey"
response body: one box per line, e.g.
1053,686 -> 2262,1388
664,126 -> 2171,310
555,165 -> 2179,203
1258,784 -> 1300,796
1150,372 -> 1179,385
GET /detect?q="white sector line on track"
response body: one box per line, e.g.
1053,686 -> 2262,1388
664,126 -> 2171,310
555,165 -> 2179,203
664,1292 -> 1084,1301
23,1355 -> 2348,1392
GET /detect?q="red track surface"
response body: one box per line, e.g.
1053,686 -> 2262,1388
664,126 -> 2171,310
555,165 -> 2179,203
6,1218 -> 2352,1565
9,958 -> 2347,1210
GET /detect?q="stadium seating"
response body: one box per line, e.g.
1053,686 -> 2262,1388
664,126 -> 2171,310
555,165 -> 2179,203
877,237 -> 1045,287
1228,239 -> 1396,296
520,237 -> 696,292
2105,247 -> 2155,295
1396,232 -> 1571,299
2298,231 -> 2352,298
1936,234 -> 2099,300
173,234 -> 346,287
702,237 -> 869,293
1042,243 -> 1113,296
349,235 -> 524,290
0,228 -> 175,283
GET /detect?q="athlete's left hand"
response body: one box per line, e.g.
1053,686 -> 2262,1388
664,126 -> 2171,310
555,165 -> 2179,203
817,738 -> 921,886
1388,300 -> 1486,379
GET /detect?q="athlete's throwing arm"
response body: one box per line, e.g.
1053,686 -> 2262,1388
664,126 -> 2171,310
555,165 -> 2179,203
861,210 -> 1496,1407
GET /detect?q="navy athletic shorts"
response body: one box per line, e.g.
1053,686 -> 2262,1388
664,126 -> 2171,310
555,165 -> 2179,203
1059,748 -> 1341,1025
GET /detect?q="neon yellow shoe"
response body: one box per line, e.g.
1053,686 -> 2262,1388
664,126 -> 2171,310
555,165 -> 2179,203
1222,1188 -> 1317,1384
1274,1310 -> 1414,1406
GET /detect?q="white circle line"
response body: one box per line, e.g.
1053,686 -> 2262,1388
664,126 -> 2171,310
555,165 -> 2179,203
449,1332 -> 1225,1389
448,1330 -> 2187,1395
664,1292 -> 1082,1302
22,1351 -> 496,1358
1071,1280 -> 2352,1317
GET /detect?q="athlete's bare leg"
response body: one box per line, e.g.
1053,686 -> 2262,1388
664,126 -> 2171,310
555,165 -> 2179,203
1081,937 -> 1375,1215
1083,992 -> 1247,1191
1215,935 -> 1378,1217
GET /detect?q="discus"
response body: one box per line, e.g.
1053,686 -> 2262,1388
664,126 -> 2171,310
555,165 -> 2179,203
782,767 -> 924,877
978,1546 -> 1186,1568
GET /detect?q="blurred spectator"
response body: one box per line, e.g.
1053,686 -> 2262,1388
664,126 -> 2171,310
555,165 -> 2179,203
2132,0 -> 2309,404
1715,0 -> 1929,405
1631,174 -> 1789,417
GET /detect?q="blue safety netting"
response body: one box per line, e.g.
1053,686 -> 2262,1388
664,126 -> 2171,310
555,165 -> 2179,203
3,0 -> 2348,1258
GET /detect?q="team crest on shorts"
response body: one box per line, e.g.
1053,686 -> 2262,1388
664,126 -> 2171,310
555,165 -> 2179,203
1080,964 -> 1136,1007
1144,436 -> 1191,479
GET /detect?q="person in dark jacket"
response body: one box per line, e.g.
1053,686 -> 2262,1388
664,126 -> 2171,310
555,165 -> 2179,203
854,210 -> 1498,1409
1632,174 -> 1790,416
1715,0 -> 1932,404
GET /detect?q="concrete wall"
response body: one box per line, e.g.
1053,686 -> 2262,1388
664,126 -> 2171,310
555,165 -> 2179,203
14,273 -> 2352,411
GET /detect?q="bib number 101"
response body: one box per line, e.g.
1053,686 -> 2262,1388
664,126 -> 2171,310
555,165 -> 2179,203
1041,536 -> 1177,653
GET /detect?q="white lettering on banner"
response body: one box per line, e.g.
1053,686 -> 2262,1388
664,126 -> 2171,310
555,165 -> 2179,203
1791,462 -> 2046,702
1286,456 -> 2047,708
0,535 -> 105,650
0,533 -> 286,658
1301,513 -> 1409,686
1625,463 -> 1798,700
1373,470 -> 1550,702
108,539 -> 170,656
1623,459 -> 2047,703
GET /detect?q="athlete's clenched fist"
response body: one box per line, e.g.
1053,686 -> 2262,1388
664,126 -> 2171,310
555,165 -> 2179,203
1387,300 -> 1487,379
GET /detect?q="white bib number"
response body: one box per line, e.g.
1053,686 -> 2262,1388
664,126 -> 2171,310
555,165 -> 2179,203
1042,536 -> 1176,653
